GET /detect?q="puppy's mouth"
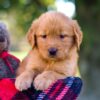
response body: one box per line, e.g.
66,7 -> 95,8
48,56 -> 58,62
49,55 -> 57,59
48,54 -> 64,62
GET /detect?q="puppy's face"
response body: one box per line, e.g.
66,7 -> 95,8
27,12 -> 83,61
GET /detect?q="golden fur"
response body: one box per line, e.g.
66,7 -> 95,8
15,12 -> 83,91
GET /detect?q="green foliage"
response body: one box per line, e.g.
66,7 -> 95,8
0,0 -> 54,50
0,0 -> 54,33
76,0 -> 100,58
76,1 -> 100,98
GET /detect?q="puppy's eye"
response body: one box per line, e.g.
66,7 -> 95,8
41,34 -> 47,39
59,34 -> 65,39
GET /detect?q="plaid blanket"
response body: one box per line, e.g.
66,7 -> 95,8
0,51 -> 20,78
0,77 -> 82,100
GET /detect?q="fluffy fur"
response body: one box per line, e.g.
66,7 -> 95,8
15,12 -> 83,91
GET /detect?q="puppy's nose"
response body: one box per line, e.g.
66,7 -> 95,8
48,48 -> 58,56
0,36 -> 5,42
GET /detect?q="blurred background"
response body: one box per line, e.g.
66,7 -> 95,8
0,0 -> 100,99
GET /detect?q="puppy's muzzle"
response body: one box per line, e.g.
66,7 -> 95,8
48,48 -> 58,57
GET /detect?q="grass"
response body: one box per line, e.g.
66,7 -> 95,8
10,51 -> 80,77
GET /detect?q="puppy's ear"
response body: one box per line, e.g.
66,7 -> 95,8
72,20 -> 83,50
27,20 -> 38,48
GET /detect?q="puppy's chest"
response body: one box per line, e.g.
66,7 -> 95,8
37,61 -> 68,74
39,61 -> 76,77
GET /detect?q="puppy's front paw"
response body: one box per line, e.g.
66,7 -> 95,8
34,73 -> 55,90
15,72 -> 33,91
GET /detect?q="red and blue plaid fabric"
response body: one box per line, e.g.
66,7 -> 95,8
0,51 -> 20,78
0,77 -> 82,100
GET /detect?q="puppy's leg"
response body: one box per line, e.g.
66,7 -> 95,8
15,50 -> 38,91
34,71 -> 66,90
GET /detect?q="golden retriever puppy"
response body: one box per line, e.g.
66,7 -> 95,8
15,11 -> 83,91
